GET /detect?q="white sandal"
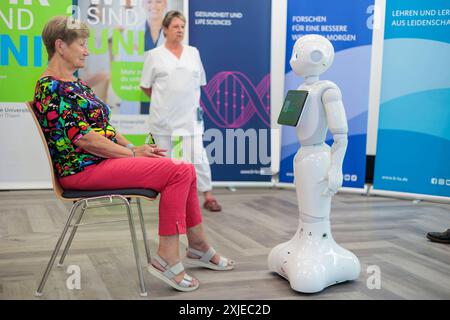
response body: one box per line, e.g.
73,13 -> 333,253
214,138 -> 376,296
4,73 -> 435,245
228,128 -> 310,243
185,247 -> 234,271
147,255 -> 199,292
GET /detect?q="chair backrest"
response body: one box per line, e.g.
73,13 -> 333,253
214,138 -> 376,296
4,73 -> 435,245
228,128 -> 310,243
26,101 -> 65,199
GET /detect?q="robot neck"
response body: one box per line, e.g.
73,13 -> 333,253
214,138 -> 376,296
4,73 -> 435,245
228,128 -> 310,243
304,75 -> 319,84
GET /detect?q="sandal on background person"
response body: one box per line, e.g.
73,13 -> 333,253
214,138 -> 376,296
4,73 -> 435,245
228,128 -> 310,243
147,255 -> 199,292
203,199 -> 222,212
185,247 -> 234,271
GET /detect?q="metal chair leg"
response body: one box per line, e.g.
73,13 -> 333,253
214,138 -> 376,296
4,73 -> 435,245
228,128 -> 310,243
35,200 -> 84,297
117,196 -> 147,297
57,203 -> 88,267
136,198 -> 152,264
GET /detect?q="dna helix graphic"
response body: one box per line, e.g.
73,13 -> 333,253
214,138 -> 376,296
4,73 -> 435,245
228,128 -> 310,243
200,71 -> 270,128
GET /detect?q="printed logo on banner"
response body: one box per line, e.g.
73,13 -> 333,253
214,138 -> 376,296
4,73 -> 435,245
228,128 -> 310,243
200,72 -> 270,128
344,174 -> 358,182
430,178 -> 450,187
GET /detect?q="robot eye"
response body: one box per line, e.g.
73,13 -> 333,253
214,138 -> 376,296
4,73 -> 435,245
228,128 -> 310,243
295,53 -> 298,59
310,50 -> 323,63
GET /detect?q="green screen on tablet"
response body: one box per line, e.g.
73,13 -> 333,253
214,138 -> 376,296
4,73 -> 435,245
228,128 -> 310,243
277,90 -> 309,127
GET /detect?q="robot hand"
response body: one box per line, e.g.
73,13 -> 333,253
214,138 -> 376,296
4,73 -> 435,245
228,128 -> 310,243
319,166 -> 343,197
320,133 -> 348,197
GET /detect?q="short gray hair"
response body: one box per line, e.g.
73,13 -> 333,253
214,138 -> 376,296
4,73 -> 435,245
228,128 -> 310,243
42,16 -> 89,60
162,10 -> 186,35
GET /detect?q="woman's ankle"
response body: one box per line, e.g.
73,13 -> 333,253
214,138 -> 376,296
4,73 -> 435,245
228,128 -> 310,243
203,191 -> 215,201
156,251 -> 180,266
187,225 -> 209,250
187,238 -> 209,251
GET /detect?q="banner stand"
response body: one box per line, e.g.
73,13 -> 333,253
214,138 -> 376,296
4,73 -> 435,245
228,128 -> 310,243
275,183 -> 296,189
0,182 -> 52,190
340,186 -> 369,195
369,187 -> 450,204
275,183 -> 368,195
213,182 -> 275,188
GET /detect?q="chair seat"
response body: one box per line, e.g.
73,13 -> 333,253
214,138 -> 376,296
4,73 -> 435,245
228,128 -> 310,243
62,188 -> 158,199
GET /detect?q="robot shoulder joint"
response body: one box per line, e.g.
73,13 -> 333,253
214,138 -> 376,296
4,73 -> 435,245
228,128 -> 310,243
322,87 -> 342,104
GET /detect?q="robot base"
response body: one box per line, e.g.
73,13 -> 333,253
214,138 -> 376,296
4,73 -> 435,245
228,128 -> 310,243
268,220 -> 360,293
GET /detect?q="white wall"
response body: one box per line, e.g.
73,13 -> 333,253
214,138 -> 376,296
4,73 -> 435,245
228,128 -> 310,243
0,103 -> 52,190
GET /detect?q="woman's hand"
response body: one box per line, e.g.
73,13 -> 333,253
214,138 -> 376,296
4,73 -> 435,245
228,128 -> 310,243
134,144 -> 167,158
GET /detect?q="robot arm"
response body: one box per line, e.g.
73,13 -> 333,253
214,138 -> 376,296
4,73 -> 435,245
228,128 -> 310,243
321,87 -> 348,196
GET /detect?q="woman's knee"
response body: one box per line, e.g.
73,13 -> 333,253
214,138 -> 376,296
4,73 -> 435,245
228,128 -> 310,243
172,162 -> 195,181
188,162 -> 196,174
188,163 -> 198,180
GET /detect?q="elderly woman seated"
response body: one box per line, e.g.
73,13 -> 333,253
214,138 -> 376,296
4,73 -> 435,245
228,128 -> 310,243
32,16 -> 234,292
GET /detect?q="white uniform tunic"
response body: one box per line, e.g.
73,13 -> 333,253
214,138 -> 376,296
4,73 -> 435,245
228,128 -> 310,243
140,44 -> 212,192
140,44 -> 206,136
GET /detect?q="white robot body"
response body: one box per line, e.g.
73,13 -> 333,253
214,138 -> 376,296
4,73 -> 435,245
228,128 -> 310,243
295,80 -> 337,146
268,35 -> 360,293
268,221 -> 360,293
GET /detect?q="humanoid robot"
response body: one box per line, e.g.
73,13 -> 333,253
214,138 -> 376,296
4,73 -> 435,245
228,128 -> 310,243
268,34 -> 360,293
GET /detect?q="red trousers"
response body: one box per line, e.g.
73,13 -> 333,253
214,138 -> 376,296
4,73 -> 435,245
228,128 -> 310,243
59,157 -> 203,236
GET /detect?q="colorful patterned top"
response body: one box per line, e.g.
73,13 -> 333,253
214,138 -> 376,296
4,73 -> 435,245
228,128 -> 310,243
33,76 -> 117,178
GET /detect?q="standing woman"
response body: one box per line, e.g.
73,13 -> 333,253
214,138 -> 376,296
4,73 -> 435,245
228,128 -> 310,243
140,11 -> 222,212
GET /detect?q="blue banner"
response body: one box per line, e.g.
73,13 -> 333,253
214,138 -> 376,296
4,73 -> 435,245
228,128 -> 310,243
279,0 -> 374,189
373,0 -> 450,197
189,0 -> 271,182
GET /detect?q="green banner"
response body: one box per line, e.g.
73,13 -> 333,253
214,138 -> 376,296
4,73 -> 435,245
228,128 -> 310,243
111,61 -> 149,102
124,133 -> 147,146
0,0 -> 72,102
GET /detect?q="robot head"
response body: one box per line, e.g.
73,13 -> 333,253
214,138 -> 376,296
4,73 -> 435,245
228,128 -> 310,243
290,34 -> 334,78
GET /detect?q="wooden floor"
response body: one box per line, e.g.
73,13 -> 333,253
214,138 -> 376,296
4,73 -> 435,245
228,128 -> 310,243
0,188 -> 449,300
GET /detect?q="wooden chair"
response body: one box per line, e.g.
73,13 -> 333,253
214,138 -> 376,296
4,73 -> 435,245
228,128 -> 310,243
26,102 -> 157,297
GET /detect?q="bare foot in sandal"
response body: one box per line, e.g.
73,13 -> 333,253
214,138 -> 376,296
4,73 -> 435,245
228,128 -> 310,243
186,225 -> 234,270
185,245 -> 234,270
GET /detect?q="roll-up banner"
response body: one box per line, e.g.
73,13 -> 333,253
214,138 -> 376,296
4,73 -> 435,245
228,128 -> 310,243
373,0 -> 450,199
279,0 -> 374,190
0,0 -> 72,189
189,0 -> 272,184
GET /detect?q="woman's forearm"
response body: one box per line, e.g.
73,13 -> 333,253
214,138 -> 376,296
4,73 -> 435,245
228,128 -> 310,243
115,132 -> 133,148
75,130 -> 133,158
